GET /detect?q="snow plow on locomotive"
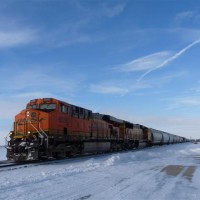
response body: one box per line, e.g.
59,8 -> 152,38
6,98 -> 186,162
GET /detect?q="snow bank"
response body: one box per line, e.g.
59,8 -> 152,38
0,143 -> 200,200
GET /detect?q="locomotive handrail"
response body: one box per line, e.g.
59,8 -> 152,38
28,120 -> 44,146
38,122 -> 48,150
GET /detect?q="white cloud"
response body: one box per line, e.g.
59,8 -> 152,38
0,68 -> 85,105
0,15 -> 38,48
0,29 -> 37,48
0,69 -> 83,93
103,3 -> 126,18
138,39 -> 200,81
90,80 -> 151,95
40,2 -> 127,48
177,97 -> 200,106
175,11 -> 197,21
116,39 -> 200,82
165,96 -> 200,110
8,92 -> 55,99
90,84 -> 130,95
117,51 -> 172,72
175,10 -> 200,24
76,1 -> 126,18
90,69 -> 187,96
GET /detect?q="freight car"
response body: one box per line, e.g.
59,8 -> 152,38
6,98 -> 186,162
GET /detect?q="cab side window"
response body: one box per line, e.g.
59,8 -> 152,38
85,110 -> 88,119
72,106 -> 79,118
60,104 -> 68,113
79,108 -> 84,119
85,110 -> 92,120
71,106 -> 92,120
88,111 -> 92,119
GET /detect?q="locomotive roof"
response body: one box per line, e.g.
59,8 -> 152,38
28,98 -> 92,112
93,113 -> 104,120
102,115 -> 124,124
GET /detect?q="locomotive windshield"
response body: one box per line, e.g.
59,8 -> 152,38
27,104 -> 39,109
40,103 -> 57,110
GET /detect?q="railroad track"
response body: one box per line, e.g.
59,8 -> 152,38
0,159 -> 46,171
0,160 -> 24,168
0,144 -> 181,172
0,149 -> 137,171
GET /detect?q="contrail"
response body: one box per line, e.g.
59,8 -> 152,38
137,39 -> 200,82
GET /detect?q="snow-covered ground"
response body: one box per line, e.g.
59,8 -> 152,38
0,143 -> 200,200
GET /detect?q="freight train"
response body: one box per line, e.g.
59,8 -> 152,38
6,98 -> 186,161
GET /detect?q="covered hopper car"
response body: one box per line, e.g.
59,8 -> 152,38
6,98 -> 186,161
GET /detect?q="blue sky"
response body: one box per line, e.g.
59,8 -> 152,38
1,0 -> 200,144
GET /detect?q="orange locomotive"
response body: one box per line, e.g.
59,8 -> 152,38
6,98 -> 146,161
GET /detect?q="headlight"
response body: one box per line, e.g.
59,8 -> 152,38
27,131 -> 31,134
26,111 -> 30,117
